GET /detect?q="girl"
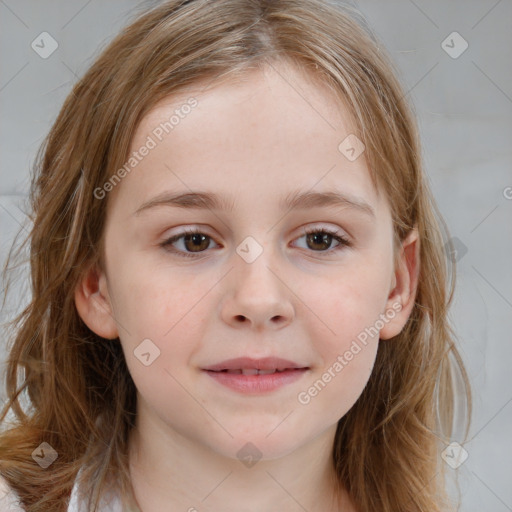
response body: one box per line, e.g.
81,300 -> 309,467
0,0 -> 471,510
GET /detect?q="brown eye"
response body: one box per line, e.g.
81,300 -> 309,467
293,227 -> 351,254
161,229 -> 217,258
182,233 -> 211,252
306,231 -> 335,251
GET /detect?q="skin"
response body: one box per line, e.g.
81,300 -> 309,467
75,61 -> 419,511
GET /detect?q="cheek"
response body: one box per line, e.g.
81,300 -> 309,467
307,270 -> 390,349
108,258 -> 206,338
108,261 -> 212,383
298,281 -> 383,418
300,345 -> 379,427
296,269 -> 388,414
113,277 -> 205,415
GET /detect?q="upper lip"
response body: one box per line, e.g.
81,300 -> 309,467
202,357 -> 309,372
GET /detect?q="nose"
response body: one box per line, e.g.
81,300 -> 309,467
220,255 -> 294,332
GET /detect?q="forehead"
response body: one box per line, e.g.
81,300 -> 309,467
137,63 -> 357,153
112,63 -> 388,217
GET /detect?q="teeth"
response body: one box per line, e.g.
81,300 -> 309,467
241,368 -> 259,376
222,368 -> 284,375
221,368 -> 281,375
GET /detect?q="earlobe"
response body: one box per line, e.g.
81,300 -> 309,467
380,228 -> 420,340
74,262 -> 119,340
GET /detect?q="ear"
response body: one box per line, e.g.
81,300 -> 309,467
74,262 -> 119,340
380,227 -> 420,340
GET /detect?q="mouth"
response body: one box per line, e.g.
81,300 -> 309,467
201,357 -> 310,394
202,356 -> 309,373
207,368 -> 303,375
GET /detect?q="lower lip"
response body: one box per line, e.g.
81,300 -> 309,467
203,369 -> 309,394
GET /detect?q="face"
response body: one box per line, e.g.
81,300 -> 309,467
78,62 -> 413,462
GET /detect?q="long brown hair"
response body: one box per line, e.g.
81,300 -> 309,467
0,1 -> 471,510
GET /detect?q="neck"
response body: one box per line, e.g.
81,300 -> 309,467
126,401 -> 352,511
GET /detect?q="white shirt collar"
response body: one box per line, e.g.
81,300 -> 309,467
68,469 -> 123,512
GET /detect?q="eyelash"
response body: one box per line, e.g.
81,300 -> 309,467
160,227 -> 351,259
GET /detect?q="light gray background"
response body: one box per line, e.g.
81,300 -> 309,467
1,1 -> 511,510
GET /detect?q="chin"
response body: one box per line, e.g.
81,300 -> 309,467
206,428 -> 311,464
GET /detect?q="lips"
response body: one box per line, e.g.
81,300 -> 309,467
215,368 -> 286,375
202,357 -> 310,394
202,356 -> 309,373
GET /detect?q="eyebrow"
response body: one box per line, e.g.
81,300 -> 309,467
134,190 -> 375,218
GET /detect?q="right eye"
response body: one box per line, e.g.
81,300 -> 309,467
160,229 -> 219,258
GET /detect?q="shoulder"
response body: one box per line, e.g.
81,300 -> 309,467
0,475 -> 24,511
0,473 -> 123,512
69,473 -> 123,512
0,474 -> 80,512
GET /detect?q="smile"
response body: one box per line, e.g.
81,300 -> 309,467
201,356 -> 310,393
210,368 -> 293,375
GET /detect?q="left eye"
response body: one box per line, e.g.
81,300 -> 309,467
160,227 -> 351,258
294,227 -> 351,253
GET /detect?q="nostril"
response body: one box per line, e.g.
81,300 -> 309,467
235,315 -> 246,322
